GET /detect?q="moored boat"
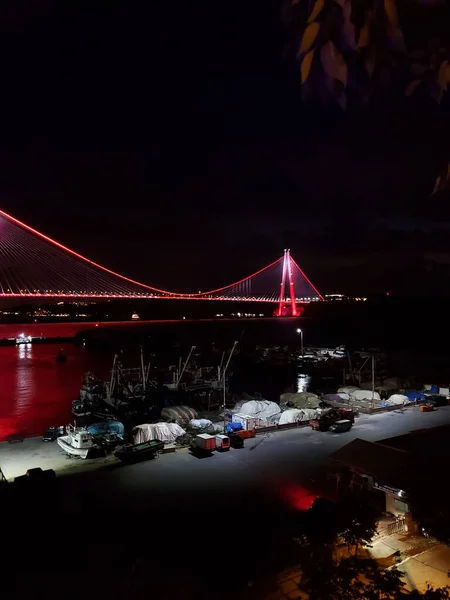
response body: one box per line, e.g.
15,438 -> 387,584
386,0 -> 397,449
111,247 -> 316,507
57,426 -> 95,459
115,439 -> 164,464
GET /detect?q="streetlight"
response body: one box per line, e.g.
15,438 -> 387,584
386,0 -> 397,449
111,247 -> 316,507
296,328 -> 304,357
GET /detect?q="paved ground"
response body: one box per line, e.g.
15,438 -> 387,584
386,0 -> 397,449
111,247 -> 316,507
7,405 -> 450,600
3,404 -> 450,487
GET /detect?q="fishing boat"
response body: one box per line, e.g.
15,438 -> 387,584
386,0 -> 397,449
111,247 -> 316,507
57,426 -> 95,459
86,421 -> 125,437
16,333 -> 32,345
115,439 -> 164,464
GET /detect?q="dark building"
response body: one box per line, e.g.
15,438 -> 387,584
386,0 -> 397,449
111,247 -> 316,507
330,425 -> 450,528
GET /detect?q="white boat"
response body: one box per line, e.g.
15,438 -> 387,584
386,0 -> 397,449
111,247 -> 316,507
16,333 -> 32,345
57,426 -> 94,459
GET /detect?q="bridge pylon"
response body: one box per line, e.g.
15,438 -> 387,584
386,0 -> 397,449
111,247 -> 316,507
276,249 -> 299,317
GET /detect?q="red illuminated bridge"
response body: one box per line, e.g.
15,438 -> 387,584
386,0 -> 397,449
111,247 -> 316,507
0,209 -> 323,316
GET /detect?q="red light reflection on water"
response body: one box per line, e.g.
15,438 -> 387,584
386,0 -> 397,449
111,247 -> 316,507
0,343 -> 110,441
281,484 -> 318,511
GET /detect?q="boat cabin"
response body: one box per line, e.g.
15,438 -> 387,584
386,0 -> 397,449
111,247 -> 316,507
71,431 -> 94,449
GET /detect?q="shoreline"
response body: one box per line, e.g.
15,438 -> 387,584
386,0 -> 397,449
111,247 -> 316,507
0,315 -> 297,341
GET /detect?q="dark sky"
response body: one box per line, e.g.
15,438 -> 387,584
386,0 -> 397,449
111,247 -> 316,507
0,2 -> 449,295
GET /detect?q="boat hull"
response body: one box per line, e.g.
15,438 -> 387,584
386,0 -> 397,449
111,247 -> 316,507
57,436 -> 91,459
115,440 -> 164,464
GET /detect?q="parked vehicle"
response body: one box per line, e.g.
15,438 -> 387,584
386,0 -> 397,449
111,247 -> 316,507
43,426 -> 64,442
310,408 -> 355,432
328,419 -> 352,433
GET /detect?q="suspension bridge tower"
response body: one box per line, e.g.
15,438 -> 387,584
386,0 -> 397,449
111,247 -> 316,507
276,249 -> 300,317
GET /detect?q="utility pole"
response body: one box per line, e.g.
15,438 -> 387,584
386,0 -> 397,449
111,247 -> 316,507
222,341 -> 238,433
371,354 -> 375,410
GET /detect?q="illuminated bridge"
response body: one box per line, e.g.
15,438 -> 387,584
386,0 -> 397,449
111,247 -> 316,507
0,209 -> 323,316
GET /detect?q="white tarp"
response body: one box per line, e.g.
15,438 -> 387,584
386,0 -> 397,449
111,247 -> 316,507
387,394 -> 408,406
133,423 -> 186,444
279,408 -> 319,425
189,419 -> 213,430
338,393 -> 350,401
338,386 -> 359,394
238,400 -> 281,425
279,409 -> 304,425
350,390 -> 381,402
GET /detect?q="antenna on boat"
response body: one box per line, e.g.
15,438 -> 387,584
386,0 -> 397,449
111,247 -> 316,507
140,346 -> 146,393
222,341 -> 238,434
177,345 -> 196,388
109,354 -> 118,399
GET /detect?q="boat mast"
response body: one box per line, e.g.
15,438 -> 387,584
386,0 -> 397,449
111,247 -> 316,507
176,345 -> 196,388
140,346 -> 146,393
218,351 -> 225,384
109,354 -> 118,399
222,341 -> 238,432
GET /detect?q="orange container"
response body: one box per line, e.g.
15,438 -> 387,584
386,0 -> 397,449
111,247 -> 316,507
237,429 -> 256,440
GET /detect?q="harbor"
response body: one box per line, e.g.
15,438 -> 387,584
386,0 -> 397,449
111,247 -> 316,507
2,401 -> 450,483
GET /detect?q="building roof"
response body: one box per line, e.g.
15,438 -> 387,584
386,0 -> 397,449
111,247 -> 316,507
330,438 -> 411,488
379,424 -> 450,458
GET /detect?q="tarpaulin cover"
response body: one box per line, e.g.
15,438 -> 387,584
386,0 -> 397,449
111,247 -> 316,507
189,419 -> 213,430
226,422 -> 243,433
337,386 -> 359,394
386,394 -> 408,405
87,421 -> 124,436
323,394 -> 346,403
350,390 -> 381,402
279,392 -> 321,409
161,406 -> 198,426
239,400 -> 281,425
423,384 -> 439,394
404,391 -> 426,401
278,408 -> 318,425
133,423 -> 186,444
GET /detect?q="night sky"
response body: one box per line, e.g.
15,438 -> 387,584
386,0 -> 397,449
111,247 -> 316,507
0,2 -> 449,296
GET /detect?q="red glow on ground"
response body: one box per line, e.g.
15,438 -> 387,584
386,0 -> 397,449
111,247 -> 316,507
281,485 -> 319,511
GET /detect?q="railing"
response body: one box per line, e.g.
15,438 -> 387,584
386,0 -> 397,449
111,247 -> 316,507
387,519 -> 407,536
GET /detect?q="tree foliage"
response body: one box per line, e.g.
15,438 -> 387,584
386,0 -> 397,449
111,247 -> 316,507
284,0 -> 450,105
293,494 -> 450,599
283,0 -> 450,191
